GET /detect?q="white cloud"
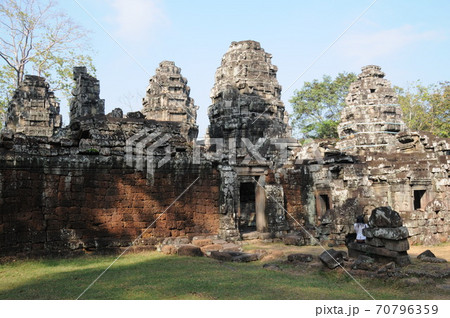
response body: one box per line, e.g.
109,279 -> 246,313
336,25 -> 443,63
110,0 -> 166,42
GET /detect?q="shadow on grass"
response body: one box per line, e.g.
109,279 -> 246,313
0,253 -> 416,300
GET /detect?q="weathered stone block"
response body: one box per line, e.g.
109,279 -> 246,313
363,227 -> 409,240
383,238 -> 409,252
369,206 -> 403,228
319,249 -> 344,269
351,255 -> 376,271
287,253 -> 314,263
366,237 -> 384,247
177,244 -> 203,257
283,235 -> 305,246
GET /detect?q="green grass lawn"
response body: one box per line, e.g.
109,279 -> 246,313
0,251 -> 446,300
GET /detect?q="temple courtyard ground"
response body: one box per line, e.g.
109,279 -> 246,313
0,242 -> 449,300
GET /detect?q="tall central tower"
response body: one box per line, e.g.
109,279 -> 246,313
207,40 -> 290,150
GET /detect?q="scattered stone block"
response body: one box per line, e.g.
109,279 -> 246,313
351,255 -> 376,271
287,253 -> 314,263
209,251 -> 233,262
161,245 -> 177,255
221,243 -> 242,252
177,244 -> 203,257
232,253 -> 259,262
209,251 -> 259,262
417,250 -> 436,259
201,244 -> 221,254
319,249 -> 344,269
419,256 -> 447,263
192,238 -> 213,247
283,235 -> 305,246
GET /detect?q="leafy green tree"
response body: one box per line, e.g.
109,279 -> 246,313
289,72 -> 357,139
0,0 -> 95,128
395,81 -> 449,138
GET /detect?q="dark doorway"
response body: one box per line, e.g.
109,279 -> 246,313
316,194 -> 331,217
414,190 -> 426,210
239,182 -> 256,232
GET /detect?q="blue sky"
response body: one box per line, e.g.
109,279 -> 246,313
58,0 -> 449,136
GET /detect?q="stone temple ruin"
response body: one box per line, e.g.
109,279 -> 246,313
0,40 -> 449,258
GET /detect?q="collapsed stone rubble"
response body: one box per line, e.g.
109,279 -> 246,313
347,207 -> 411,266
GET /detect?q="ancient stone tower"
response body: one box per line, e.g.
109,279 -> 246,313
5,75 -> 62,137
337,65 -> 406,152
207,40 -> 293,240
142,61 -> 199,141
69,66 -> 105,123
208,40 -> 290,154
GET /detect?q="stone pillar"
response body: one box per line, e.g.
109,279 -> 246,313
5,75 -> 62,137
255,175 -> 268,232
69,66 -> 105,123
218,165 -> 240,239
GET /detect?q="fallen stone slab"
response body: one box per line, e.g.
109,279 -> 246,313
209,251 -> 259,262
210,251 -> 233,262
201,244 -> 222,254
417,250 -> 436,259
351,255 -> 376,271
283,235 -> 305,246
192,238 -> 213,247
232,253 -> 259,262
177,244 -> 203,257
419,256 -> 447,263
221,243 -> 242,252
319,249 -> 344,269
369,206 -> 403,228
363,227 -> 409,240
287,253 -> 314,263
161,245 -> 177,255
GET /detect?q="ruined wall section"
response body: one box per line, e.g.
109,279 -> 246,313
142,61 -> 199,141
0,67 -> 220,257
5,75 -> 62,137
69,66 -> 105,124
0,118 -> 221,256
295,135 -> 450,245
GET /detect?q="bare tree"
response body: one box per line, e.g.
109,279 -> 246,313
0,0 -> 93,99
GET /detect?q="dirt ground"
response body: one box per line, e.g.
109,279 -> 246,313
242,240 -> 450,261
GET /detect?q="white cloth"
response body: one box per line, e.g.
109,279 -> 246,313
354,223 -> 368,240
